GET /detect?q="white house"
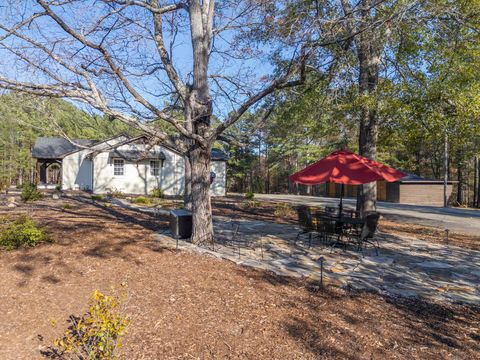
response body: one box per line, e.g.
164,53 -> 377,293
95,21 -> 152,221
32,135 -> 228,196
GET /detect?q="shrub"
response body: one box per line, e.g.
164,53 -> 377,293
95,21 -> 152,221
47,289 -> 129,359
243,199 -> 260,209
274,203 -> 295,217
21,182 -> 43,202
133,196 -> 150,205
0,215 -> 50,250
91,195 -> 103,201
106,188 -> 125,199
150,187 -> 164,198
244,191 -> 255,200
55,184 -> 62,192
62,203 -> 72,210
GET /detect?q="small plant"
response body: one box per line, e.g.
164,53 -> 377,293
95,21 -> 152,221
243,199 -> 260,209
133,196 -> 150,205
244,191 -> 255,200
62,203 -> 72,210
55,184 -> 62,192
46,289 -> 129,359
91,194 -> 103,201
106,188 -> 125,199
0,215 -> 50,250
274,203 -> 295,217
21,182 -> 43,202
150,187 -> 164,198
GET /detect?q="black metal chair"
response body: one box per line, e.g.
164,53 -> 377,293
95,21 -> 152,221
352,212 -> 381,255
295,206 -> 315,247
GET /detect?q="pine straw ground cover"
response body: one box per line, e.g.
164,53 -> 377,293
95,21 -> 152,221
0,196 -> 478,359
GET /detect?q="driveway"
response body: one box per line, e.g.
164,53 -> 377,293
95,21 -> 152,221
248,193 -> 480,236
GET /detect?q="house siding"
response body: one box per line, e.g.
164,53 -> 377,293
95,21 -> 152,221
61,139 -> 227,196
399,183 -> 453,206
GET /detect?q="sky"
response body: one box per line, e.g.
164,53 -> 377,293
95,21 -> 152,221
0,0 -> 282,121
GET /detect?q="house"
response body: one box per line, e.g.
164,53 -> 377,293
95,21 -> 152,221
295,173 -> 455,206
32,135 -> 228,196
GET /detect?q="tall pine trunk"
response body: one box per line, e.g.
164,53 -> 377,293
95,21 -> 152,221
356,0 -> 380,215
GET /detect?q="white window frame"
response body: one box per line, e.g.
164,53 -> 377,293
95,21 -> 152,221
150,160 -> 161,176
113,158 -> 125,176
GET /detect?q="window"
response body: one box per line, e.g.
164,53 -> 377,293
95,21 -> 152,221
113,159 -> 124,176
150,160 -> 160,176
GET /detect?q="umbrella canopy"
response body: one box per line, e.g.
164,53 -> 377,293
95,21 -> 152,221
289,150 -> 407,185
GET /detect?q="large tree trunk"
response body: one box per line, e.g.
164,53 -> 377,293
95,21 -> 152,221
190,146 -> 214,244
356,0 -> 380,215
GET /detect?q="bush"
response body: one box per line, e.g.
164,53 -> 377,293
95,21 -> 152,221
150,187 -> 164,198
91,195 -> 103,201
243,199 -> 260,209
21,182 -> 43,202
55,184 -> 62,192
244,191 -> 255,200
133,196 -> 150,205
0,215 -> 50,250
106,188 -> 125,199
274,203 -> 295,217
47,289 -> 129,359
62,203 -> 72,210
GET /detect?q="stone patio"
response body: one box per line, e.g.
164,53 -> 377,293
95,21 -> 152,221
156,216 -> 479,304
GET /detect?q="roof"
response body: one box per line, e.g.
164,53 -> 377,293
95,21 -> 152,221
32,136 -> 229,161
109,150 -> 166,161
396,172 -> 456,184
211,148 -> 229,161
32,137 -> 98,159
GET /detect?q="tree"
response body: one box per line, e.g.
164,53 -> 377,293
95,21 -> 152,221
0,0 -> 307,243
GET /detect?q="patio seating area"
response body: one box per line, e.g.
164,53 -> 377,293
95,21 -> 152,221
295,205 -> 381,255
155,215 -> 480,304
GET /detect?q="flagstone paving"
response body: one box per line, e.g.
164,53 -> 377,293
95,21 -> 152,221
155,216 -> 480,304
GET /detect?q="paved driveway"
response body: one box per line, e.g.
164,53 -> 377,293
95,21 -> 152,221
248,193 -> 480,236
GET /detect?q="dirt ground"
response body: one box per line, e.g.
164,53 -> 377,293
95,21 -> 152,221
0,195 -> 479,359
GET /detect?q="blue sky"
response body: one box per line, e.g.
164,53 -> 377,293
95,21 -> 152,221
0,1 -> 283,121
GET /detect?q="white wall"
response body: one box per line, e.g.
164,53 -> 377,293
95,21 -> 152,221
92,143 -> 185,196
62,149 -> 93,191
62,137 -> 227,197
211,161 -> 226,196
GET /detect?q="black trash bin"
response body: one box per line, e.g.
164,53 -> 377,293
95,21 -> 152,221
169,209 -> 192,239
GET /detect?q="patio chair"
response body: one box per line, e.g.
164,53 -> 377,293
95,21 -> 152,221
349,212 -> 381,255
295,206 -> 315,247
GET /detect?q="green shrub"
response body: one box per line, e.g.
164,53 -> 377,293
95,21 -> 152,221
0,215 -> 50,250
133,196 -> 150,205
55,184 -> 62,192
150,187 -> 164,198
62,203 -> 72,210
48,289 -> 129,359
274,203 -> 295,217
243,199 -> 260,209
244,191 -> 255,200
20,182 -> 43,202
91,195 -> 103,201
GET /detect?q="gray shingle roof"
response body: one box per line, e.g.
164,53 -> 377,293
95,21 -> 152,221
32,136 -> 229,161
32,137 -> 98,159
211,148 -> 229,161
109,149 -> 166,161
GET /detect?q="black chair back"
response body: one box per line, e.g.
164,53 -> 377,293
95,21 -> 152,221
297,206 -> 314,230
360,212 -> 380,240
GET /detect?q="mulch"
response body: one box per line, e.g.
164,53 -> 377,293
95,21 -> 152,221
0,196 -> 479,359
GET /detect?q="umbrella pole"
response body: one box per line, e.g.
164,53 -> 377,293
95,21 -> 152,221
339,183 -> 344,217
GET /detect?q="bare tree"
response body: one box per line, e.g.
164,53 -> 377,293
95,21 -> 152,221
0,0 -> 306,243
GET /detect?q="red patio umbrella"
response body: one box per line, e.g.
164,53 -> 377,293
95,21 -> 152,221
289,150 -> 407,215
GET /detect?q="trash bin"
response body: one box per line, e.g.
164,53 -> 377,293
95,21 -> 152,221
169,209 -> 192,239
